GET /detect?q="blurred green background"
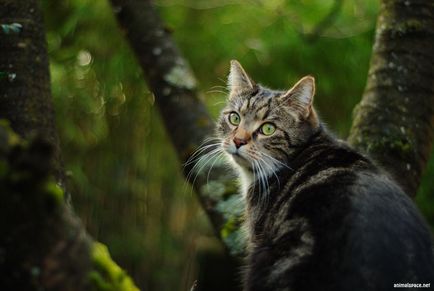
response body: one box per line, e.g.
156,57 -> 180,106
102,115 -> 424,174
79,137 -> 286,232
41,0 -> 434,290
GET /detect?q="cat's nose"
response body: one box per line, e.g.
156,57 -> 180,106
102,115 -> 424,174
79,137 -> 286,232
233,137 -> 248,149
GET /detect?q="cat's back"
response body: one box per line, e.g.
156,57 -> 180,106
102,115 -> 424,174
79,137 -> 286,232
339,170 -> 434,289
291,144 -> 434,290
258,141 -> 434,291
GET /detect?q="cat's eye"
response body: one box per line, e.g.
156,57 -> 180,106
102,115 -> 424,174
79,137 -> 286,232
229,112 -> 241,126
260,123 -> 276,136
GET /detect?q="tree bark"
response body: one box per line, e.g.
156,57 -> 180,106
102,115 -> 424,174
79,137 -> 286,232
348,0 -> 434,196
0,125 -> 92,291
0,0 -> 65,191
0,125 -> 140,291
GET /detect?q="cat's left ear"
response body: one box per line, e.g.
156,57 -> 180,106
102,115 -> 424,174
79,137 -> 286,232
280,76 -> 315,119
227,60 -> 257,98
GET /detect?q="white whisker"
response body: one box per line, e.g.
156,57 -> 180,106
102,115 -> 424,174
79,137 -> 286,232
258,155 -> 280,191
184,146 -> 222,194
183,137 -> 222,167
183,143 -> 221,167
259,151 -> 293,171
206,151 -> 225,184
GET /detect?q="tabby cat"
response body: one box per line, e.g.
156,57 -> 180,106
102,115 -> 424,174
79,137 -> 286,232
216,60 -> 434,291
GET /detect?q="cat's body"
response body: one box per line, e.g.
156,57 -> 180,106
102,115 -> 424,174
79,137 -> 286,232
216,60 -> 434,291
244,130 -> 434,291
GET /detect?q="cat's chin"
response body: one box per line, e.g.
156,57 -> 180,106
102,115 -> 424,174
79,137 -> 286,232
231,153 -> 252,170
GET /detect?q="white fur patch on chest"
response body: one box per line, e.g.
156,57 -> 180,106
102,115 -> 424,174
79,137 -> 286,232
238,167 -> 254,199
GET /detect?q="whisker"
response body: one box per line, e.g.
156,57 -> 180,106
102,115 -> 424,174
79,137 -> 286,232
187,147 -> 224,195
206,89 -> 228,95
256,160 -> 269,209
183,138 -> 222,167
210,85 -> 228,90
258,155 -> 281,190
212,100 -> 228,106
206,151 -> 225,185
183,143 -> 221,167
259,151 -> 294,171
185,146 -> 221,182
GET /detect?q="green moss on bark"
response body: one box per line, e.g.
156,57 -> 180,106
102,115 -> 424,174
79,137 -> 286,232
89,242 -> 140,291
43,178 -> 64,204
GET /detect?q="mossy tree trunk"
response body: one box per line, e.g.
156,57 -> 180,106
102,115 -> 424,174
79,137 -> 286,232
0,1 -> 140,290
0,0 -> 65,192
348,0 -> 434,196
0,125 -> 92,291
109,0 -> 434,257
0,125 -> 139,291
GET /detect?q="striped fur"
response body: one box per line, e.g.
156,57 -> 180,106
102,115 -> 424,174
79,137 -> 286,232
216,61 -> 434,291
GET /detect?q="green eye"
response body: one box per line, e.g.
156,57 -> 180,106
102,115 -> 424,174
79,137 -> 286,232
260,123 -> 276,136
229,112 -> 240,125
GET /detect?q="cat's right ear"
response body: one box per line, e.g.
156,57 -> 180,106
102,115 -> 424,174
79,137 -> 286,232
227,60 -> 256,98
280,76 -> 315,119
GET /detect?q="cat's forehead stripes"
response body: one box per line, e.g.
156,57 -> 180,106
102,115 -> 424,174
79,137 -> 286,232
235,88 -> 281,121
254,98 -> 273,120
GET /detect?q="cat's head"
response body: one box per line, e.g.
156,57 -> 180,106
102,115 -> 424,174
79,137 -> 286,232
217,60 -> 319,176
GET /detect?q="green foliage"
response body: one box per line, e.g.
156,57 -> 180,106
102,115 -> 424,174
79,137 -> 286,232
40,0 -> 434,290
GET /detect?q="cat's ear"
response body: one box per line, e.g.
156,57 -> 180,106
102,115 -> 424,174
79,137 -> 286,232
227,60 -> 256,98
280,76 -> 315,118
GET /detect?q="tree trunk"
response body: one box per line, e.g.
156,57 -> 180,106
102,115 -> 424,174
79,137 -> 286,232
0,1 -> 140,290
0,126 -> 93,290
109,0 -> 434,257
348,0 -> 434,196
0,0 -> 65,191
0,126 -> 139,291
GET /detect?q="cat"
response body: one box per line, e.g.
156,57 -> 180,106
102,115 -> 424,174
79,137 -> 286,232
215,60 -> 434,291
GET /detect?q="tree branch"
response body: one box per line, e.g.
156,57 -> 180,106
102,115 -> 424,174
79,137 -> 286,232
348,0 -> 434,196
0,0 -> 66,192
109,0 -> 245,255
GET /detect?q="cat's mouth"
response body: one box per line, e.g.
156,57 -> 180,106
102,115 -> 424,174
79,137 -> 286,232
223,144 -> 252,167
